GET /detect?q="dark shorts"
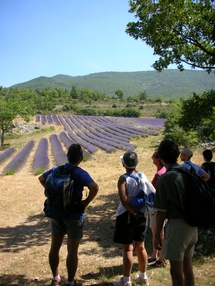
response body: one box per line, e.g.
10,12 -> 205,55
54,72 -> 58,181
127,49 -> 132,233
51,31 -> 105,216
113,211 -> 147,244
51,219 -> 84,240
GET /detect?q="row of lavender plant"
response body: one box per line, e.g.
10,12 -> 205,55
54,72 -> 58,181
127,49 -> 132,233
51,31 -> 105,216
3,141 -> 35,175
88,115 -> 157,137
73,118 -> 126,151
36,114 -> 165,131
74,115 -> 136,150
67,116 -> 117,152
59,131 -> 92,160
35,114 -> 161,154
73,115 -> 139,149
32,138 -> 50,174
50,134 -> 68,166
41,114 -> 46,124
52,114 -> 61,125
0,148 -> 16,165
47,114 -> 53,124
35,114 -> 40,122
134,117 -> 166,129
58,116 -> 98,153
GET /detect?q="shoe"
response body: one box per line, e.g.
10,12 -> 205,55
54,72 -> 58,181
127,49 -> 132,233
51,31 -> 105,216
49,275 -> 64,286
147,256 -> 157,263
136,276 -> 149,286
151,260 -> 167,268
113,277 -> 132,286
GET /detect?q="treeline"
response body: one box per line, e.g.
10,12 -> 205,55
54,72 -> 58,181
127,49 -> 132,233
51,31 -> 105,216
0,85 -> 164,116
163,89 -> 215,146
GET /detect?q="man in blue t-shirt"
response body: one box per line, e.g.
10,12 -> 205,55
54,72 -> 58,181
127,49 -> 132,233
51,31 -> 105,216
180,147 -> 210,182
39,144 -> 98,286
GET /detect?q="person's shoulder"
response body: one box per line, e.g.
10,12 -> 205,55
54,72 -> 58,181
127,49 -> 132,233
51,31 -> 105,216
157,166 -> 166,176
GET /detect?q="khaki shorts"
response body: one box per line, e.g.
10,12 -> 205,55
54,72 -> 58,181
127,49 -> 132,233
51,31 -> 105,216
163,218 -> 198,261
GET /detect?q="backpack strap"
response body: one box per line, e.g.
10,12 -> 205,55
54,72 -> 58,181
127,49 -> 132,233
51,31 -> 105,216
183,161 -> 196,174
166,166 -> 189,219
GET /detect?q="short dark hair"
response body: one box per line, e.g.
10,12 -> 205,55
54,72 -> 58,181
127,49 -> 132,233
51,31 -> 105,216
67,144 -> 83,163
202,149 -> 213,161
158,139 -> 180,164
121,150 -> 138,169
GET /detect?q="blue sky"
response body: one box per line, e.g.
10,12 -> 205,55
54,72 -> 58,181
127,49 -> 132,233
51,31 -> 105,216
1,0 -> 179,87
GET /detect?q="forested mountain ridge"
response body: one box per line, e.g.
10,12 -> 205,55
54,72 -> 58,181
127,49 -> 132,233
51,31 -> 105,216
11,69 -> 215,100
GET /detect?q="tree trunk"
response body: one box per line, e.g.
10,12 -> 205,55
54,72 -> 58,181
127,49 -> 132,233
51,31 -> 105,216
1,130 -> 4,147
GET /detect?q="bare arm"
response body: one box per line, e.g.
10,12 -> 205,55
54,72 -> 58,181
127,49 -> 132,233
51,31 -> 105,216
82,181 -> 99,208
118,175 -> 137,216
154,210 -> 166,250
38,175 -> 46,187
201,172 -> 210,182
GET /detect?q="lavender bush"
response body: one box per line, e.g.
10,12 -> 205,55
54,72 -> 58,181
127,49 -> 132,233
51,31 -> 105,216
134,117 -> 166,129
35,114 -> 40,122
59,131 -> 92,160
3,141 -> 35,175
47,114 -> 53,124
52,115 -> 61,125
50,134 -> 67,166
0,148 -> 16,165
41,115 -> 46,124
32,138 -> 49,175
58,116 -> 98,153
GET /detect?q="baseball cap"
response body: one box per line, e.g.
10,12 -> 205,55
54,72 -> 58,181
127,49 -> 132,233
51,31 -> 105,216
120,150 -> 138,168
181,148 -> 193,157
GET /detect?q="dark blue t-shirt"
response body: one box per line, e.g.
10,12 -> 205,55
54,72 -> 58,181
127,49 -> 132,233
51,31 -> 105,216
42,163 -> 94,220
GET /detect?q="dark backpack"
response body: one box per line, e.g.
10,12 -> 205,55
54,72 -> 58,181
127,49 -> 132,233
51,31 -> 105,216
202,162 -> 215,190
44,165 -> 84,220
168,166 -> 215,228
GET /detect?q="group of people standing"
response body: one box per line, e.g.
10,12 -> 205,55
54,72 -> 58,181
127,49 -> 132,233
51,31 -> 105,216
38,141 -> 214,286
113,141 -> 214,286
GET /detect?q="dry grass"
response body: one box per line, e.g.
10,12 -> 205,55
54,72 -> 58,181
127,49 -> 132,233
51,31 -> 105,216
1,126 -> 215,285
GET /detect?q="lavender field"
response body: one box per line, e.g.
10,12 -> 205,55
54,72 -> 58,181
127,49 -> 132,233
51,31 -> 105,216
0,115 -> 165,175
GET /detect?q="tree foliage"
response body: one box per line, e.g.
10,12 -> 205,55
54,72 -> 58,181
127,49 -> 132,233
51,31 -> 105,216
0,89 -> 34,146
126,0 -> 215,72
163,90 -> 215,145
179,89 -> 215,139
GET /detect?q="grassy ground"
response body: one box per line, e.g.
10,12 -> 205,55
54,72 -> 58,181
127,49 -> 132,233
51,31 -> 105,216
0,126 -> 215,285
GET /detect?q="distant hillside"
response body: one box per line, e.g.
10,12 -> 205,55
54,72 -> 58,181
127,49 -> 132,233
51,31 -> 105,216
11,70 -> 215,100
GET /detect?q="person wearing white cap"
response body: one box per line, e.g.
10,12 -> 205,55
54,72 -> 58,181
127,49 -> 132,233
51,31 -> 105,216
113,150 -> 155,286
180,148 -> 210,182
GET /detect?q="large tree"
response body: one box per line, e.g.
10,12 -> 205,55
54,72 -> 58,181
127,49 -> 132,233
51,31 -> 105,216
0,91 -> 34,146
126,0 -> 215,72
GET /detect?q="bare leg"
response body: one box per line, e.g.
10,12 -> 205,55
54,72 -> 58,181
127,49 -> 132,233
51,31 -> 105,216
49,235 -> 64,277
150,227 -> 158,259
183,257 -> 195,286
134,241 -> 148,272
121,244 -> 134,277
158,228 -> 165,262
169,260 -> 184,286
67,238 -> 81,282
